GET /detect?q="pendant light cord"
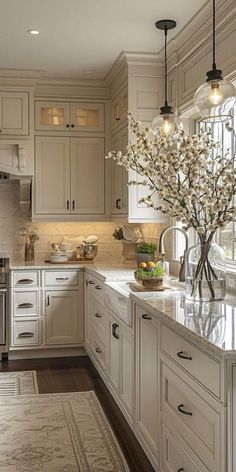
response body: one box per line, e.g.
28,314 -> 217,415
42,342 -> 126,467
212,0 -> 216,70
164,26 -> 168,106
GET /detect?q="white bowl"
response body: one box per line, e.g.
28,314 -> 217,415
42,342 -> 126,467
50,254 -> 69,263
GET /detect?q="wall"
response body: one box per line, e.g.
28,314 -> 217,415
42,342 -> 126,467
0,181 -> 166,264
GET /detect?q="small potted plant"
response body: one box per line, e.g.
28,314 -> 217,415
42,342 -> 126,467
136,242 -> 157,266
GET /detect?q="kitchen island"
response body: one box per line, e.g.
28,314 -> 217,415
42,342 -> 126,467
8,262 -> 236,471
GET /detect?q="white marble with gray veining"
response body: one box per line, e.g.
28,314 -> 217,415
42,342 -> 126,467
9,261 -> 236,357
131,291 -> 236,358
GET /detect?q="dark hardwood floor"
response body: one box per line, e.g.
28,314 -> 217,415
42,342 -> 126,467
0,355 -> 154,472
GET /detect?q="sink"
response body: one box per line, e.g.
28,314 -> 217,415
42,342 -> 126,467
106,279 -> 182,297
103,278 -> 184,326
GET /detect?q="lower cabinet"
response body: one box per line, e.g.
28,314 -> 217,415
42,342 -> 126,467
10,269 -> 83,351
161,422 -> 209,472
135,306 -> 159,469
45,290 -> 79,344
13,319 -> 40,346
107,313 -> 134,423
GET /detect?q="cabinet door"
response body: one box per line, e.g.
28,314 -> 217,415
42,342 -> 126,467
111,88 -> 128,132
35,136 -> 71,214
70,103 -> 104,132
45,290 -> 79,344
35,101 -> 70,131
71,137 -> 105,214
107,314 -> 120,394
111,129 -> 128,215
135,307 -> 159,461
120,325 -> 133,419
0,92 -> 28,135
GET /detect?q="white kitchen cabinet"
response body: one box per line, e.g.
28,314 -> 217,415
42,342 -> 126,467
111,87 -> 128,133
0,92 -> 29,136
119,323 -> 133,420
12,319 -> 40,346
45,290 -> 79,344
35,136 -> 71,214
107,313 -> 120,394
71,137 -> 105,214
135,306 -> 159,468
34,136 -> 105,218
111,128 -> 128,217
35,101 -> 104,132
9,269 -> 83,353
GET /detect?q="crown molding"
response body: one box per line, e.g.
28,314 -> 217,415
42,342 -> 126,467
105,51 -> 163,86
167,0 -> 236,70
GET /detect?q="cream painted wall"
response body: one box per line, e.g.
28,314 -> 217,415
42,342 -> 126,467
0,181 -> 165,264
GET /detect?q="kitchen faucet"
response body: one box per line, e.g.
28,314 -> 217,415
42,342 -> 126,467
159,226 -> 189,282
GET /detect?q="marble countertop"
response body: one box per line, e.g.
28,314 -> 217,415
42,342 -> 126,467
9,260 -> 236,356
9,261 -> 136,282
131,291 -> 236,357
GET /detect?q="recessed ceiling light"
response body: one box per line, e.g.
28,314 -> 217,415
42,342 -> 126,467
27,29 -> 40,35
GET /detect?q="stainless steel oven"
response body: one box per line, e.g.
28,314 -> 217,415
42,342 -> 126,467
0,258 -> 9,349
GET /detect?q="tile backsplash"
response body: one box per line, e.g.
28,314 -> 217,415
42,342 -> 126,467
0,181 -> 166,263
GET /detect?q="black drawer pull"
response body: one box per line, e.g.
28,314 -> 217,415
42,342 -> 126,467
177,351 -> 192,360
18,332 -> 34,338
178,469 -> 184,472
142,314 -> 152,320
18,303 -> 34,309
95,313 -> 102,318
56,277 -> 69,281
112,323 -> 119,339
95,347 -> 102,354
95,285 -> 102,290
88,281 -> 95,285
177,404 -> 192,416
17,279 -> 34,284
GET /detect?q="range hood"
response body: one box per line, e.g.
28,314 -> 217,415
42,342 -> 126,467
0,142 -> 33,209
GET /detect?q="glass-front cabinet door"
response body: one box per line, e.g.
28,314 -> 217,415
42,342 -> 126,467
70,103 -> 104,132
35,101 -> 104,132
35,101 -> 70,131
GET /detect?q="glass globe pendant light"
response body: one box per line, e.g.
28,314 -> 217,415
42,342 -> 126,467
152,19 -> 179,136
193,0 -> 236,123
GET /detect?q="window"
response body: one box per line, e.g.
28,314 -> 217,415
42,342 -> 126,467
197,109 -> 236,262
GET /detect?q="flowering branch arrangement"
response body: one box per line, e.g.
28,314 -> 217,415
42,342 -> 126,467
106,115 -> 236,299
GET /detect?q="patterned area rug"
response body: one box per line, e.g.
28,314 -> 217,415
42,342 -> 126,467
0,391 -> 129,471
0,370 -> 38,395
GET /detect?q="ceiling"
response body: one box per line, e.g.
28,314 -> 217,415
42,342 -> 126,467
0,0 -> 208,80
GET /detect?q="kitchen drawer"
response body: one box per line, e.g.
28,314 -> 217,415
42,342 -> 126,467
91,329 -> 106,371
161,359 -> 222,472
44,270 -> 78,287
13,290 -> 39,317
90,295 -> 107,339
13,271 -> 40,288
12,320 -> 40,346
162,422 -> 208,472
161,324 -> 221,397
86,275 -> 104,302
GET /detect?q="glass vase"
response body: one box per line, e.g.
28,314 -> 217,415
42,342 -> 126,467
185,240 -> 226,301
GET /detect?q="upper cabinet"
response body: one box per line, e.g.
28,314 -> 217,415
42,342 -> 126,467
35,101 -> 104,133
111,87 -> 128,133
111,127 -> 128,217
0,92 -> 29,136
34,136 -> 105,219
